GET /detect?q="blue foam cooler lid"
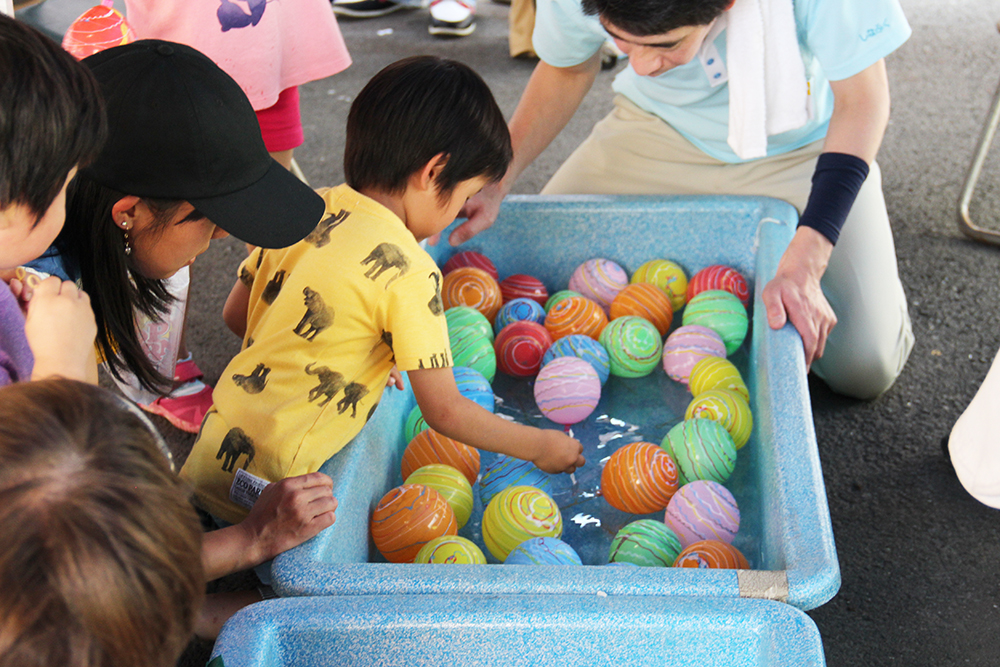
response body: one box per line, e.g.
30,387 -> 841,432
212,594 -> 826,667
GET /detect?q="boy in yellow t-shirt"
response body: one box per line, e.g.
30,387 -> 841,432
181,56 -> 585,523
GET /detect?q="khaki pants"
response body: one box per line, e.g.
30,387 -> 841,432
509,0 -> 536,59
543,96 -> 914,400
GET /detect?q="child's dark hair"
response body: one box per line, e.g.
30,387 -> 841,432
0,379 -> 204,667
580,0 -> 731,37
0,14 -> 106,221
345,56 -> 512,199
58,173 -> 197,392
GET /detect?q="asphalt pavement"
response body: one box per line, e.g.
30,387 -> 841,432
17,0 -> 1000,664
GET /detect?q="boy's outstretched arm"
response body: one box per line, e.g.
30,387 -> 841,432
200,472 -> 337,581
222,278 -> 250,340
409,366 -> 585,474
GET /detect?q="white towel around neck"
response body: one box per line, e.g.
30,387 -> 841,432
722,0 -> 810,160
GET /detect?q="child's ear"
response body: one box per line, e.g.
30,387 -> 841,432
110,195 -> 144,231
413,153 -> 450,193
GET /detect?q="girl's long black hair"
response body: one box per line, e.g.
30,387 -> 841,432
59,173 -> 181,392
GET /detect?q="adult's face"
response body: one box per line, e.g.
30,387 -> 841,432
601,18 -> 718,77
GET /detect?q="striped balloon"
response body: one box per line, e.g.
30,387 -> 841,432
370,484 -> 457,563
687,264 -> 751,308
569,258 -> 629,313
689,357 -> 749,401
415,535 -> 487,564
442,250 -> 498,281
404,405 -> 429,442
402,429 -> 481,486
599,316 -> 663,378
610,282 -> 674,336
685,389 -> 753,449
62,2 -> 135,60
534,356 -> 601,425
544,295 -> 608,341
600,442 -> 679,514
446,305 -> 494,343
608,519 -> 683,567
541,334 -> 611,385
673,539 -> 749,569
494,321 -> 553,377
494,298 -> 546,334
681,290 -> 748,356
505,536 -> 582,565
662,325 -> 727,385
442,267 -> 503,322
482,485 -> 563,562
664,480 -> 740,547
544,289 -> 582,313
630,259 -> 688,312
479,454 -> 552,508
499,274 -> 549,306
661,418 -> 737,485
405,464 -> 475,528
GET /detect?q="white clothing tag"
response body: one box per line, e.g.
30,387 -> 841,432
230,468 -> 270,509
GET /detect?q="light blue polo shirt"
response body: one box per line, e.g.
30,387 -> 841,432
533,0 -> 911,163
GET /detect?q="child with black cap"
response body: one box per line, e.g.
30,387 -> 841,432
18,38 -> 338,635
180,56 -> 585,527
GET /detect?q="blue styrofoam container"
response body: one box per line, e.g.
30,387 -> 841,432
211,595 -> 826,667
271,195 -> 839,611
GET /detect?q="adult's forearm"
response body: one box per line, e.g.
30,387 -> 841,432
505,55 -> 602,189
821,59 -> 890,164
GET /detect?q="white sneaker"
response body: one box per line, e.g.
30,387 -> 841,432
428,0 -> 476,36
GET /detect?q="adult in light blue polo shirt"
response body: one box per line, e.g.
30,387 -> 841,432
452,0 -> 915,400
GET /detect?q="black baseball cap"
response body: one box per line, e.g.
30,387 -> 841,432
81,40 -> 324,249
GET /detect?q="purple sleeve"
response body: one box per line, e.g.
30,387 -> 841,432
0,284 -> 34,385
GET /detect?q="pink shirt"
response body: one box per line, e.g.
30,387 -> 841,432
125,0 -> 351,110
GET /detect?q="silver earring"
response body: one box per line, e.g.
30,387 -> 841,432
122,226 -> 132,255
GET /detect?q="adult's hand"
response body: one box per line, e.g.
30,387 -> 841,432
447,179 -> 508,246
761,227 -> 837,369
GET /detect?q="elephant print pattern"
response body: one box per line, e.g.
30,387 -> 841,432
217,427 -> 255,472
261,270 -> 286,304
295,287 -> 333,341
361,243 -> 410,287
305,209 -> 350,248
337,382 -> 369,418
305,363 -> 346,407
232,363 -> 270,394
428,272 -> 444,316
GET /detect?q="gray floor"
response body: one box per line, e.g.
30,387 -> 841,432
17,0 -> 1000,665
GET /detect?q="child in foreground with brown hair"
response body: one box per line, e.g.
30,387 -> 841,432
0,379 -> 204,667
181,56 -> 585,524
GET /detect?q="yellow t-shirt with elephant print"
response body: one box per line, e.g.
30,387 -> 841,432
179,184 -> 452,523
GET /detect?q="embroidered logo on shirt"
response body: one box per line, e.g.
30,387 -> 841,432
860,20 -> 890,41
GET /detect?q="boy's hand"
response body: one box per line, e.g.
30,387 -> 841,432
240,472 -> 338,565
531,429 -> 585,474
386,366 -> 405,390
25,277 -> 98,382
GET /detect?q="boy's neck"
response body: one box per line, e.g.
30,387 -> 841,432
356,186 -> 425,242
